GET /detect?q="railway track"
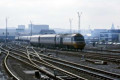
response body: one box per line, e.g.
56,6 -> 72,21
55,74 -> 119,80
84,46 -> 120,54
84,53 -> 120,63
31,47 -> 120,80
3,43 -> 87,80
7,44 -> 86,80
13,42 -> 120,64
0,45 -> 20,80
19,41 -> 120,64
2,45 -> 65,80
39,47 -> 120,63
26,47 -> 81,80
8,43 -> 120,80
14,41 -> 120,54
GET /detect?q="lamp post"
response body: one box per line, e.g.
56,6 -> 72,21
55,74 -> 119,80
5,17 -> 8,43
77,12 -> 82,33
29,20 -> 33,44
30,20 -> 32,36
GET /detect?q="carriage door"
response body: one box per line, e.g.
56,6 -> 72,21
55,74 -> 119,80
60,37 -> 63,46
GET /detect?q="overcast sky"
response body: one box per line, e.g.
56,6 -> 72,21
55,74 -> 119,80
0,0 -> 120,29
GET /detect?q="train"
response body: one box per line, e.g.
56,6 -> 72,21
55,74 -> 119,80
15,33 -> 86,50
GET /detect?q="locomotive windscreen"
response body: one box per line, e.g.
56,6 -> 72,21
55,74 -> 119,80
74,36 -> 84,41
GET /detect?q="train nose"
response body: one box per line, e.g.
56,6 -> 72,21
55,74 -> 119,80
73,42 -> 86,48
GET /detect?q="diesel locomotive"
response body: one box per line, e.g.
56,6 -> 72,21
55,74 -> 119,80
15,33 -> 86,50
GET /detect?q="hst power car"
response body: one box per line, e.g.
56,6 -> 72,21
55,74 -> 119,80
15,33 -> 86,50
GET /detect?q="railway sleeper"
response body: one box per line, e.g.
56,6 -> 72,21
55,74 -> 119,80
86,56 -> 119,63
57,76 -> 78,80
85,59 -> 107,65
6,45 -> 120,79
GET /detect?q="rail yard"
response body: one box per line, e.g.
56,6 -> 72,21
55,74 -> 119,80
0,32 -> 119,80
0,40 -> 119,80
0,0 -> 120,80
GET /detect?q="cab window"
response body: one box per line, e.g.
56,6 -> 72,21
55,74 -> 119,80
74,36 -> 84,41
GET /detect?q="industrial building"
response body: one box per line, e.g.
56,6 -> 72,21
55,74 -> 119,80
28,24 -> 49,34
0,24 -> 53,41
84,29 -> 108,43
0,29 -> 16,41
18,25 -> 25,29
40,30 -> 56,34
99,30 -> 120,43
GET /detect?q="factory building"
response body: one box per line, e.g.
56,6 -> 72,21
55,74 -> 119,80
40,30 -> 56,34
0,25 -> 26,41
91,29 -> 107,38
18,25 -> 25,29
0,29 -> 16,41
100,30 -> 120,43
0,24 -> 55,42
99,24 -> 120,43
28,24 -> 49,34
16,25 -> 26,36
84,29 -> 108,43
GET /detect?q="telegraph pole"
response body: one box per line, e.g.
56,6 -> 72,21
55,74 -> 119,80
77,12 -> 82,33
5,18 -> 8,43
69,18 -> 72,34
30,20 -> 32,36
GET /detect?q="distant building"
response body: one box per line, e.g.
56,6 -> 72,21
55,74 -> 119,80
16,29 -> 24,32
84,29 -> 107,43
15,25 -> 25,36
28,24 -> 49,34
111,23 -> 115,30
92,29 -> 107,38
18,25 -> 25,29
0,29 -> 16,40
100,30 -> 120,42
40,30 -> 56,34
